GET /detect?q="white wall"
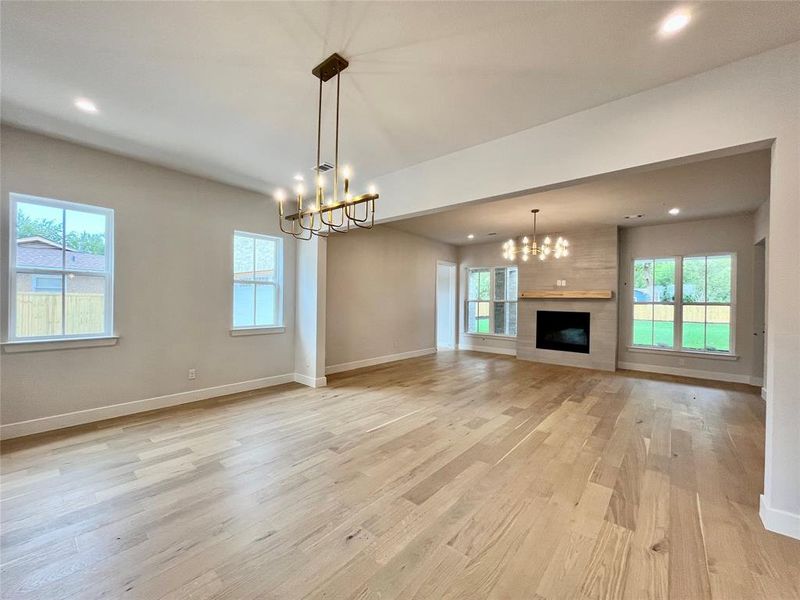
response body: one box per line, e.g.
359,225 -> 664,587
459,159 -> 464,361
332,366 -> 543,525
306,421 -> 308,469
1,126 -> 296,432
754,201 -> 770,244
294,236 -> 326,387
753,201 -> 770,392
435,262 -> 456,349
325,225 -> 457,371
373,43 -> 800,536
618,215 -> 760,384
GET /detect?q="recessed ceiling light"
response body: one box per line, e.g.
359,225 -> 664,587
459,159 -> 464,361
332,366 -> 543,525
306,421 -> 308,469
668,207 -> 680,215
660,10 -> 691,36
467,234 -> 475,239
74,98 -> 99,114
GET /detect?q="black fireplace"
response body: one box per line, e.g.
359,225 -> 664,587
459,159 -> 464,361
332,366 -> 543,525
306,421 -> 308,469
536,310 -> 590,354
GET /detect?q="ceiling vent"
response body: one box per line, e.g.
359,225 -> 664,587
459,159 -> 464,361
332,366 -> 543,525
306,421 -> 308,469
624,214 -> 645,220
314,162 -> 335,173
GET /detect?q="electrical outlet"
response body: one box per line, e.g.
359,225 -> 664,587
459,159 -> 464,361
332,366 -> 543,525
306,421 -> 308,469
561,280 -> 567,286
188,368 -> 197,380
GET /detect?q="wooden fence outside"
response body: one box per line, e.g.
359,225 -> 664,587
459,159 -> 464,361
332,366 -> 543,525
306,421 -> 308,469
15,293 -> 104,337
633,304 -> 731,323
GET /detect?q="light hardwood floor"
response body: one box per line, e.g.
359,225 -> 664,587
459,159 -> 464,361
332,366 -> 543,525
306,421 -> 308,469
1,351 -> 798,599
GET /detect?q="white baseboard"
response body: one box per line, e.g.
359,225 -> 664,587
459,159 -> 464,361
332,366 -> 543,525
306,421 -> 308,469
294,373 -> 327,388
0,373 -> 296,440
457,343 -> 516,357
617,361 -> 757,385
761,387 -> 767,401
760,495 -> 800,540
326,347 -> 436,375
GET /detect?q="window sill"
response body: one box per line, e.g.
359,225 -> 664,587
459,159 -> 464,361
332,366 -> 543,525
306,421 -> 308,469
230,326 -> 285,337
626,346 -> 739,361
2,336 -> 120,353
463,333 -> 516,341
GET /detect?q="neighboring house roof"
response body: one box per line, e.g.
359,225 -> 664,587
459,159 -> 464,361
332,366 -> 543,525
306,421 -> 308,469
16,236 -> 77,250
17,240 -> 105,270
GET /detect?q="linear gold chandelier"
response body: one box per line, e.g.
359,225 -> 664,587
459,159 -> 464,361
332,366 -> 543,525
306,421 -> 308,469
274,53 -> 378,240
502,209 -> 569,262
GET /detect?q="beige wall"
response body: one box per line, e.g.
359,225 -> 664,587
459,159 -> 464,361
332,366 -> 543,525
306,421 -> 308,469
618,214 -> 761,383
0,126 -> 295,425
325,225 -> 456,369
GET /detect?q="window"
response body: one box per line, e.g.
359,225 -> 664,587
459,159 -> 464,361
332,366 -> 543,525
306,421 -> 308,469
632,258 -> 675,348
682,255 -> 733,352
10,194 -> 114,340
232,231 -> 282,329
466,266 -> 517,336
632,254 -> 734,353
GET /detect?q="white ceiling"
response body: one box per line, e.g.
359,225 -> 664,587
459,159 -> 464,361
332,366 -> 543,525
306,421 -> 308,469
388,150 -> 770,245
2,2 -> 798,193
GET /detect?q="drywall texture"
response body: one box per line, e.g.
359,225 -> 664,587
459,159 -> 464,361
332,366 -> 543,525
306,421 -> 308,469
618,215 -> 762,383
325,225 -> 457,368
457,241 -> 517,355
515,226 -> 618,371
0,126 -> 295,425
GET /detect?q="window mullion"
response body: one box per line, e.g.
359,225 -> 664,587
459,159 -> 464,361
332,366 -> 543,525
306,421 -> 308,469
252,238 -> 257,325
60,273 -> 66,336
61,209 -> 67,336
703,256 -> 708,350
675,256 -> 683,350
488,269 -> 495,335
61,208 -> 66,270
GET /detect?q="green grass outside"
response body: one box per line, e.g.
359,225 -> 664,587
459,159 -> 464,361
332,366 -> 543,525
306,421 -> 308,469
633,320 -> 730,351
476,318 -> 490,333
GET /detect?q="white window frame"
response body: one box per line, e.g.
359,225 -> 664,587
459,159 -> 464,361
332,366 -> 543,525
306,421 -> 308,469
231,230 -> 284,333
464,266 -> 518,338
630,252 -> 736,355
8,193 -> 115,343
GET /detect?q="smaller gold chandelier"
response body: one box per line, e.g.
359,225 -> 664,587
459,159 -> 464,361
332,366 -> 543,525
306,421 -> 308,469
502,209 -> 569,262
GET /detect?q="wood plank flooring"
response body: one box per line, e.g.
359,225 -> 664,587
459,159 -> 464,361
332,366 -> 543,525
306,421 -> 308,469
2,351 -> 798,599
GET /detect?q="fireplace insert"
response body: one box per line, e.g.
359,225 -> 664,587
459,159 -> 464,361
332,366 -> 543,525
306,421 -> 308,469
536,310 -> 590,354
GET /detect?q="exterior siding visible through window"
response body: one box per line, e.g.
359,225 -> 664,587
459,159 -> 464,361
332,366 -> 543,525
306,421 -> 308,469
9,193 -> 114,340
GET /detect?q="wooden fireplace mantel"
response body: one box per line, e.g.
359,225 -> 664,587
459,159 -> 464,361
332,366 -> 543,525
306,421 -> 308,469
519,290 -> 613,300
